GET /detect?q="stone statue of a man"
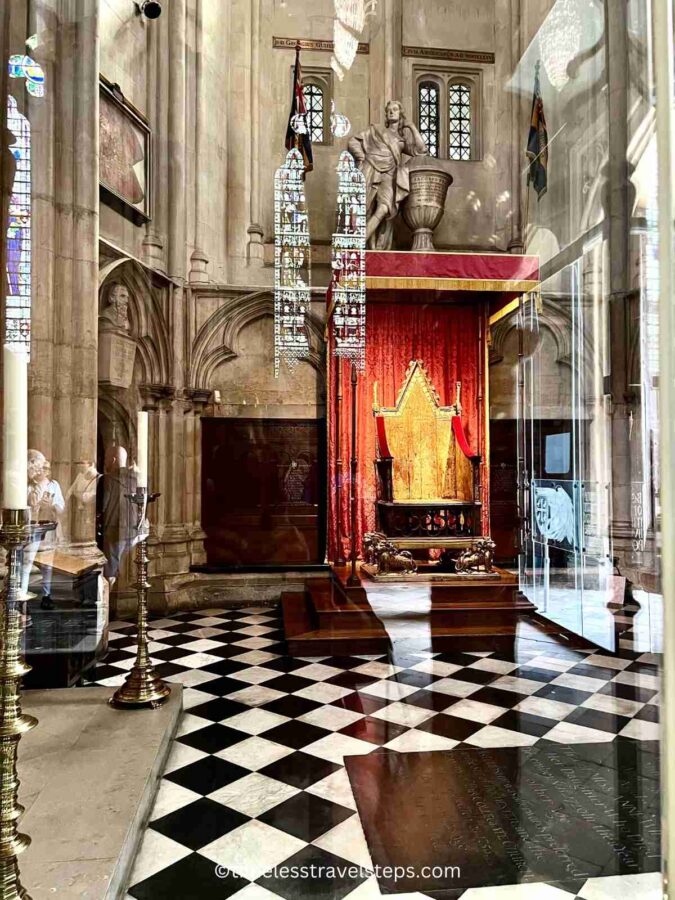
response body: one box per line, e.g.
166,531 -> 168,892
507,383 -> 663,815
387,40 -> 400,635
348,100 -> 427,249
99,283 -> 131,333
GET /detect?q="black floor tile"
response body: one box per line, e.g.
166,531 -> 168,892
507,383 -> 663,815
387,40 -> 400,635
151,798 -> 249,850
634,704 -> 659,723
534,684 -> 595,706
257,844 -> 367,899
263,719 -> 331,750
188,697 -> 250,722
564,707 -> 631,735
469,686 -> 528,709
598,682 -> 658,703
258,791 -> 354,842
129,852 -> 247,900
417,714 -> 484,741
178,723 -> 248,755
330,691 -> 389,715
259,751 -> 341,789
492,710 -> 558,738
326,670 -> 379,690
449,667 -> 501,686
339,715 -> 409,745
263,673 -> 317,694
262,694 -> 322,719
401,690 -> 458,712
515,666 -> 565,683
166,756 -> 250,795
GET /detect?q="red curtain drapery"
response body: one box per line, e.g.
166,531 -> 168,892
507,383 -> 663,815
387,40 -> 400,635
327,300 -> 489,563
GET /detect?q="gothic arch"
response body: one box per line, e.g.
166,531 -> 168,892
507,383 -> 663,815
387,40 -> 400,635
490,302 -> 573,369
190,290 -> 325,389
98,258 -> 171,386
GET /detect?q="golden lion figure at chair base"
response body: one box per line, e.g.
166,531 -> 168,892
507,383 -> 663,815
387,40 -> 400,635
363,532 -> 417,576
454,538 -> 496,574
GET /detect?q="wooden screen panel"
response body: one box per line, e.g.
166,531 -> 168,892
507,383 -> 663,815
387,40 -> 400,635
202,418 -> 325,566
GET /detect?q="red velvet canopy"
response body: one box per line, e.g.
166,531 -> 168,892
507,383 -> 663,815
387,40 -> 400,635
327,301 -> 489,563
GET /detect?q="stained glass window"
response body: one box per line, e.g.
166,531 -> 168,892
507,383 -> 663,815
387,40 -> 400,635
449,82 -> 471,160
418,81 -> 439,158
6,95 -> 32,356
303,83 -> 325,144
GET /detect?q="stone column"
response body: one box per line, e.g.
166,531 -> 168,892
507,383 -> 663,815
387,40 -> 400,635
247,0 -> 264,266
605,0 -> 634,562
368,0 -> 402,124
29,0 -> 103,562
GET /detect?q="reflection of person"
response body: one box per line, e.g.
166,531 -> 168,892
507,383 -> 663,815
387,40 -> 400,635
67,460 -> 100,511
348,100 -> 427,249
100,444 -> 134,585
24,449 -> 65,608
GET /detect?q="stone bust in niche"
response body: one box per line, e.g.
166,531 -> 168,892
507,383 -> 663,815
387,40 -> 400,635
98,282 -> 136,388
99,283 -> 131,333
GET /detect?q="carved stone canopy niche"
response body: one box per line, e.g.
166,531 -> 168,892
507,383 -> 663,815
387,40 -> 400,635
98,281 -> 137,389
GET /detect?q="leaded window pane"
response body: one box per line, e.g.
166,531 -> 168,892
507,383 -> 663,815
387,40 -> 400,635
303,83 -> 324,144
448,83 -> 471,161
418,81 -> 439,158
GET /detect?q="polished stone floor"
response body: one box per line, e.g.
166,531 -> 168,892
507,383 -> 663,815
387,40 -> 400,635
84,604 -> 661,899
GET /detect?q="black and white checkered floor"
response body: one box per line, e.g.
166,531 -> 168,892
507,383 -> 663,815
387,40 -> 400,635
84,605 -> 661,900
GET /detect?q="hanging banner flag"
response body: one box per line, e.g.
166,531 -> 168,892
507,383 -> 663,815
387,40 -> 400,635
526,61 -> 549,200
285,43 -> 313,173
274,148 -> 311,376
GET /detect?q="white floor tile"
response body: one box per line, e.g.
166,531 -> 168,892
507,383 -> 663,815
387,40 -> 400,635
371,700 -> 436,728
208,772 -> 299,817
200,819 -> 306,881
465,726 -> 539,748
216,736 -> 294,771
128,829 -> 191,885
306,767 -> 357,810
384,729 -> 459,752
303,731 -> 375,764
443,699 -> 506,724
543,721 -> 616,744
224,707 -> 290,735
298,705 -> 365,731
313,814 -> 371,867
577,872 -> 662,899
619,719 -> 659,741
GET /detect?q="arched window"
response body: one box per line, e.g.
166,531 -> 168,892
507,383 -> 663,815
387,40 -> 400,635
418,80 -> 440,158
303,82 -> 325,144
448,82 -> 471,160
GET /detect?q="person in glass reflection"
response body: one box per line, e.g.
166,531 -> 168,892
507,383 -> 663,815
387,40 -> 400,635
101,443 -> 135,587
25,449 -> 65,609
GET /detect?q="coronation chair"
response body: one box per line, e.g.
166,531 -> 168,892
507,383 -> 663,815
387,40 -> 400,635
372,360 -> 482,556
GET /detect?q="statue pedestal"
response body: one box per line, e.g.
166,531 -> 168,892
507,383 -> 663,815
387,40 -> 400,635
98,330 -> 137,388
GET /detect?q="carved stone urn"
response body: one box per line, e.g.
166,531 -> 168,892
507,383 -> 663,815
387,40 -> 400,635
402,156 -> 454,251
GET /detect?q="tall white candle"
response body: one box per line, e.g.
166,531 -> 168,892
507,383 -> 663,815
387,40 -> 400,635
3,347 -> 28,510
136,411 -> 149,489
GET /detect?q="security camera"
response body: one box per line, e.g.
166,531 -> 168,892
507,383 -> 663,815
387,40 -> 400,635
136,0 -> 162,19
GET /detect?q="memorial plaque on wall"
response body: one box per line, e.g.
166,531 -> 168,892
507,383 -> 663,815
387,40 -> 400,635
98,331 -> 137,388
202,418 -> 326,566
99,76 -> 151,225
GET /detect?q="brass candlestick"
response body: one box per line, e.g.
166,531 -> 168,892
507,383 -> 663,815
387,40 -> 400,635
0,508 -> 55,899
110,489 -> 170,710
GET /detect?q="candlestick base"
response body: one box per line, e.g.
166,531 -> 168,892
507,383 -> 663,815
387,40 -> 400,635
109,491 -> 171,711
0,508 -> 56,900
